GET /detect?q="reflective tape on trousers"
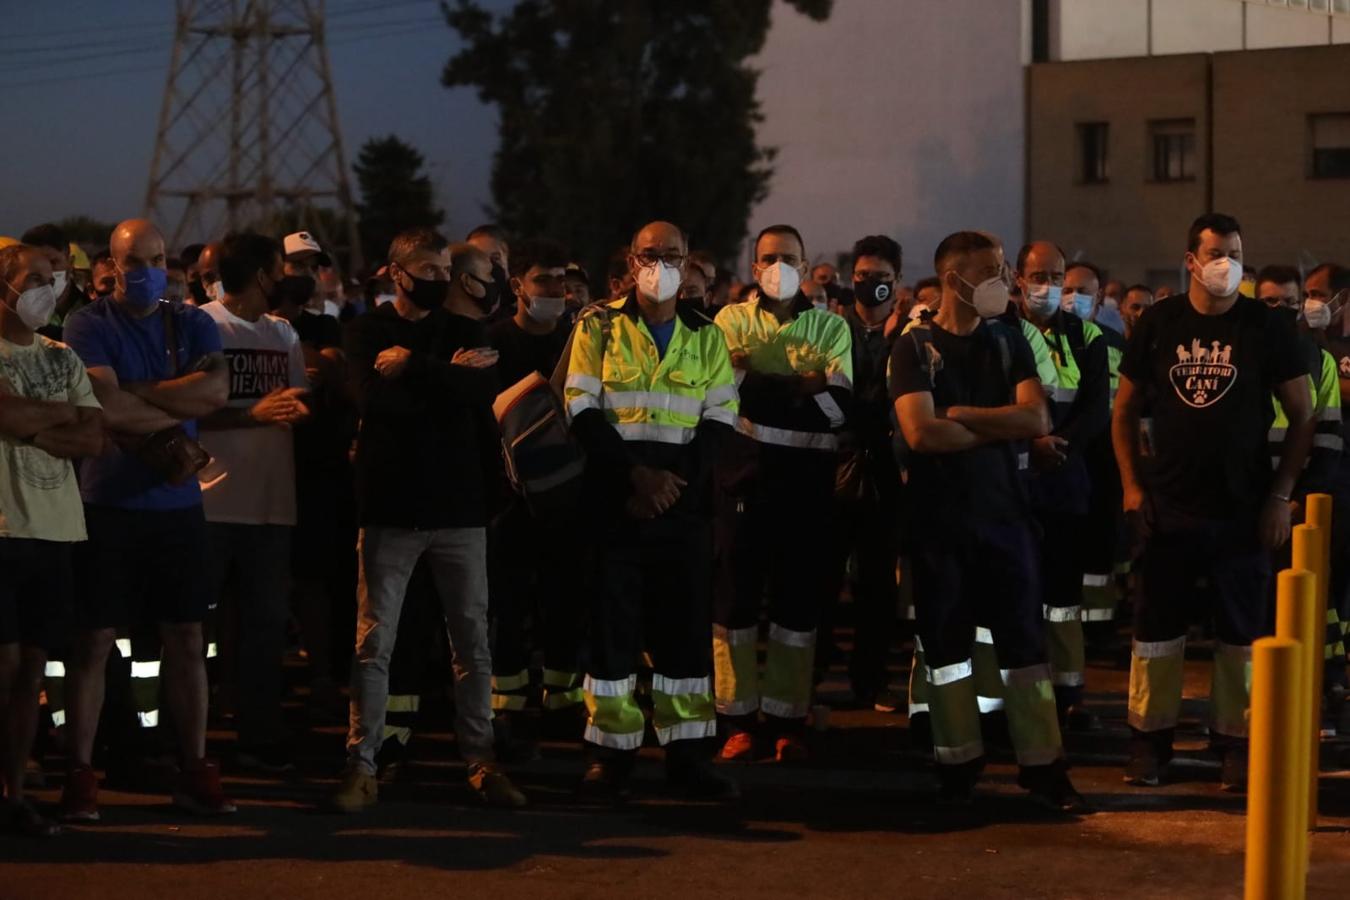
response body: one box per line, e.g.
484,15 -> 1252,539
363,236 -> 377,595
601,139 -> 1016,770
768,623 -> 816,648
928,659 -> 974,686
1000,664 -> 1052,688
652,674 -> 712,696
584,674 -> 638,697
130,661 -> 161,679
1043,604 -> 1082,623
761,696 -> 810,719
654,719 -> 717,745
1082,573 -> 1110,587
974,627 -> 994,645
583,723 -> 644,751
1132,636 -> 1186,659
713,624 -> 758,646
933,738 -> 985,765
44,660 -> 66,678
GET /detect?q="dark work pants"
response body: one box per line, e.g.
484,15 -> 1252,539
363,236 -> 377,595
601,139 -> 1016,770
824,482 -> 901,697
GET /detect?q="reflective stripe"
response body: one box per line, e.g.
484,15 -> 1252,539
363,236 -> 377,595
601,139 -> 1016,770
1017,451 -> 1029,471
827,372 -> 853,391
491,671 -> 530,693
908,701 -> 930,715
911,633 -> 924,652
654,719 -> 717,744
768,623 -> 815,648
716,697 -> 760,716
1315,433 -> 1344,450
115,638 -> 132,658
602,389 -> 703,416
50,710 -> 66,727
206,642 -> 219,659
702,405 -> 738,427
974,627 -> 994,645
44,661 -> 66,678
761,696 -> 810,719
1052,671 -> 1085,687
713,624 -> 758,646
567,394 -> 600,416
1000,664 -> 1052,688
1081,607 -> 1115,622
652,674 -> 711,696
977,695 -> 1005,713
1042,604 -> 1082,623
386,694 -> 420,713
736,418 -> 838,451
933,738 -> 984,765
583,723 -> 644,750
137,710 -> 160,728
383,725 -> 412,746
814,392 -> 846,427
928,659 -> 973,686
1082,573 -> 1110,587
565,373 -> 602,394
903,605 -> 917,623
612,422 -> 695,444
1133,636 -> 1186,659
705,383 -> 738,406
130,660 -> 161,679
584,674 -> 637,697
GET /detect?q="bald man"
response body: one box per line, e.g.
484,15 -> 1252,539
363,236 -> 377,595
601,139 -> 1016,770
564,220 -> 739,802
1013,241 -> 1111,730
60,218 -> 233,822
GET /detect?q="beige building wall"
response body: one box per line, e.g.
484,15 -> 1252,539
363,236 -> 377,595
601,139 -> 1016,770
1026,54 -> 1209,286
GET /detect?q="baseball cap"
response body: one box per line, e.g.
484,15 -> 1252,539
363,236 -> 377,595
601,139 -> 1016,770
283,231 -> 332,267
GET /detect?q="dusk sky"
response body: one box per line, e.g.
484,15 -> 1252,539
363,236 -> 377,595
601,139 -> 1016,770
0,0 -> 508,245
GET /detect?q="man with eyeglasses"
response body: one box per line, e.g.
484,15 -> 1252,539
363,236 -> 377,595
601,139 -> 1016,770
564,220 -> 739,803
1013,242 -> 1111,732
712,224 -> 853,763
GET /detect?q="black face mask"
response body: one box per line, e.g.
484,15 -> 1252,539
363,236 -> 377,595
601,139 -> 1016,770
853,278 -> 893,309
276,274 -> 316,310
404,271 -> 449,310
492,262 -> 510,301
466,273 -> 500,316
188,277 -> 208,306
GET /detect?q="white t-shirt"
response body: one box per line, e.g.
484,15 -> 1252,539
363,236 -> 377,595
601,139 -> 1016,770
197,301 -> 308,526
0,335 -> 101,541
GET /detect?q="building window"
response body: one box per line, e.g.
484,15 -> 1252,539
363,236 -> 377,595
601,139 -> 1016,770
1148,119 -> 1196,183
1310,113 -> 1350,179
1076,122 -> 1109,184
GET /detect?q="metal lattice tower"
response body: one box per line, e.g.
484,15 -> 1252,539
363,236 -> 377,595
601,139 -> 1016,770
145,0 -> 362,270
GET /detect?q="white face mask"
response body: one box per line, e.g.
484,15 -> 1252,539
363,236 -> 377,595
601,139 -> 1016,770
1027,284 -> 1060,316
9,283 -> 57,331
526,295 -> 566,324
52,269 -> 69,299
636,261 -> 682,303
757,261 -> 801,301
1194,256 -> 1243,297
1303,298 -> 1332,330
957,274 -> 1009,319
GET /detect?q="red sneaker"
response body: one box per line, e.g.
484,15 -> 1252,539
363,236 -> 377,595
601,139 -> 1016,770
719,731 -> 756,762
172,759 -> 237,816
774,734 -> 809,763
59,765 -> 100,823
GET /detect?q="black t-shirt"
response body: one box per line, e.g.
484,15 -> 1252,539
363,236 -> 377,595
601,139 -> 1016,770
889,318 -> 1038,525
487,316 -> 570,388
1119,296 -> 1306,517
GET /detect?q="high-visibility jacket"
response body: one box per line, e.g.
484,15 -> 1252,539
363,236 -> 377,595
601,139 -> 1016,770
714,291 -> 853,452
564,291 -> 738,516
1270,340 -> 1342,495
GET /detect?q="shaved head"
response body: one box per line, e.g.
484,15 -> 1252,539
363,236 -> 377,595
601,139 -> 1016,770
109,218 -> 165,264
630,221 -> 686,255
1016,240 -> 1065,277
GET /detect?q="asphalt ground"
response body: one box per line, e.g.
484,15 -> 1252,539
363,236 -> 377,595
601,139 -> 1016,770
5,635 -> 1350,900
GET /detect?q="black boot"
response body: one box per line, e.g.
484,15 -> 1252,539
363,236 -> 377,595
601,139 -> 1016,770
1018,758 -> 1091,814
666,741 -> 740,802
575,749 -> 634,805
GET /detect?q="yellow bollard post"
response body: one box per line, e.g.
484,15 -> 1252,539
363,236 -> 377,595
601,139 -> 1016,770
1245,636 -> 1304,900
1292,524 -> 1325,832
1276,568 -> 1318,896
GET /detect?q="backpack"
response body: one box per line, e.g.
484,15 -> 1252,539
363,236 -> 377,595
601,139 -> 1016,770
493,321 -> 593,514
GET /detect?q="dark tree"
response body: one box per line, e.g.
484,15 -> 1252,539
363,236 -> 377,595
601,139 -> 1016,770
55,216 -> 117,249
353,135 -> 446,264
443,0 -> 831,275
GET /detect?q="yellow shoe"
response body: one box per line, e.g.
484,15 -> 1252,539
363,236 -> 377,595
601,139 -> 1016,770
326,766 -> 378,813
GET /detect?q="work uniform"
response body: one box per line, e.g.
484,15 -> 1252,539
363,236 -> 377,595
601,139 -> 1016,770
1027,310 -> 1110,713
891,316 -> 1064,785
1081,323 -> 1128,625
1121,297 -> 1307,759
564,291 -> 737,761
712,292 -> 853,731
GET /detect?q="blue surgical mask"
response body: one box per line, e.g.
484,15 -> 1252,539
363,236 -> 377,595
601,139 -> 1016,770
122,266 -> 168,310
1027,284 -> 1061,316
1064,290 -> 1094,320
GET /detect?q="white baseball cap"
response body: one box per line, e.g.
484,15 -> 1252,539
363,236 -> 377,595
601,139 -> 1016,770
283,231 -> 332,267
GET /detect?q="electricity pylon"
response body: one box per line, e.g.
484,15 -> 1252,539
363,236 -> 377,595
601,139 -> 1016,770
145,0 -> 363,271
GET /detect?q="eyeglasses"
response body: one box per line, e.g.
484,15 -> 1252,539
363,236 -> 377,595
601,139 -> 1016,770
632,251 -> 687,268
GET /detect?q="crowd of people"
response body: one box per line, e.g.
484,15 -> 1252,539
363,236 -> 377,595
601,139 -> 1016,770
0,209 -> 1346,837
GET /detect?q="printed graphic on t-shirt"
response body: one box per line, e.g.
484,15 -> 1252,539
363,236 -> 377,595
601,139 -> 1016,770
1170,339 -> 1236,408
0,349 -> 78,489
226,348 -> 290,400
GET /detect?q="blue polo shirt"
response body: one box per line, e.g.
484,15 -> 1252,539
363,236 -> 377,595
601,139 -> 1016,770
64,298 -> 223,511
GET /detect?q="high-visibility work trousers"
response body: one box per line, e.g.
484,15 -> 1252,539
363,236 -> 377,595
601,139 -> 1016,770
1038,511 -> 1088,710
713,437 -> 837,723
584,516 -> 716,753
1128,507 -> 1269,749
910,520 -> 1063,771
488,500 -> 587,714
